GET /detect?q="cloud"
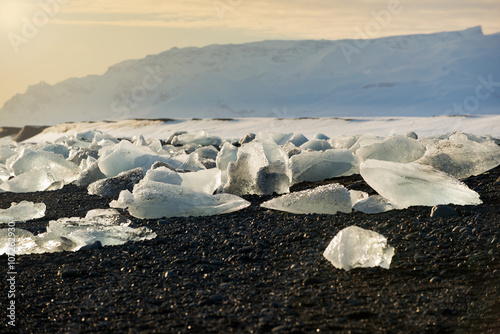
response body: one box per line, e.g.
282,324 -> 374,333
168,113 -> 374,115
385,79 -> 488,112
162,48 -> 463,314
53,0 -> 500,39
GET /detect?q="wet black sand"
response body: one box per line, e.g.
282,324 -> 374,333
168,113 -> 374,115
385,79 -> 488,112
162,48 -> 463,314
1,166 -> 499,333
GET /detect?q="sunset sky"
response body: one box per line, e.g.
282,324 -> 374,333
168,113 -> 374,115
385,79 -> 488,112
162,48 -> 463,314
1,0 -> 499,109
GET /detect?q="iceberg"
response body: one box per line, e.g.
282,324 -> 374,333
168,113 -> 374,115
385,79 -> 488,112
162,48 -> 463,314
416,132 -> 500,179
360,159 -> 482,209
289,149 -> 358,184
260,183 -> 352,215
110,179 -> 250,219
323,226 -> 394,271
0,201 -> 46,224
0,209 -> 156,255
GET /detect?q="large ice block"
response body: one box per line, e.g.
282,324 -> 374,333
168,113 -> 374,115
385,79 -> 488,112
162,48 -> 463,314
289,149 -> 358,184
323,226 -> 394,271
356,135 -> 426,163
260,183 -> 352,215
110,179 -> 250,219
0,201 -> 46,223
360,159 -> 482,209
416,132 -> 500,179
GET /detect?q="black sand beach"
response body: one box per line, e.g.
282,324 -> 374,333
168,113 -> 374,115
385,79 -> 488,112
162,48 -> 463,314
1,166 -> 499,333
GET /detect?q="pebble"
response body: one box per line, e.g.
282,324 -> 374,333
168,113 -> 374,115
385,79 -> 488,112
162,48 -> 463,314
430,205 -> 458,218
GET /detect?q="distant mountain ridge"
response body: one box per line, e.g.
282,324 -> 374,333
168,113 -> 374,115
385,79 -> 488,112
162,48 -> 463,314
2,26 -> 499,126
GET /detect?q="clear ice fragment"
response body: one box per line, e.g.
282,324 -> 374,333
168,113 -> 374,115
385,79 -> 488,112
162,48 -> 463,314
0,201 -> 46,223
323,226 -> 394,271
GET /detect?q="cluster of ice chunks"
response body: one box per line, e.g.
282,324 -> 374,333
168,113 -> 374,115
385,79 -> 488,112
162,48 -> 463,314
0,129 -> 498,219
0,209 -> 156,255
416,132 -> 500,180
0,201 -> 46,224
323,226 -> 395,271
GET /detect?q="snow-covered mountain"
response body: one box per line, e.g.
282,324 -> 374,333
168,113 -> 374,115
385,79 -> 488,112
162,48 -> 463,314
1,26 -> 499,126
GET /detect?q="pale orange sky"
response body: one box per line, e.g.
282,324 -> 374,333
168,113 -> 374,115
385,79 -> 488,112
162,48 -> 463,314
1,0 -> 499,111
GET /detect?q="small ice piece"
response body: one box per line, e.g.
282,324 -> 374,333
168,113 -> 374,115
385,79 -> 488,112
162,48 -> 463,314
289,149 -> 358,184
0,201 -> 46,223
349,190 -> 369,206
288,133 -> 309,147
416,131 -> 500,179
171,131 -> 222,147
110,179 -> 250,219
255,132 -> 294,146
73,156 -> 106,187
329,135 -> 358,150
176,152 -> 206,171
261,183 -> 352,215
353,195 -> 395,214
360,159 -> 482,209
300,139 -> 332,152
356,135 -> 426,163
216,142 -> 238,171
323,226 -> 395,271
194,146 -> 219,161
88,167 -> 144,198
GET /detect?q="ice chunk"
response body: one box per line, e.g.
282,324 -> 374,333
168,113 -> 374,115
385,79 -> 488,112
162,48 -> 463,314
178,168 -> 221,194
313,133 -> 330,140
172,131 -> 222,147
353,195 -> 395,214
0,201 -> 46,223
416,132 -> 500,179
289,149 -> 358,184
356,135 -> 426,163
0,229 -> 40,255
144,166 -> 183,185
0,145 -> 17,164
323,226 -> 394,271
360,159 -> 482,209
288,133 -> 309,147
7,148 -> 79,178
223,141 -> 290,195
216,142 -> 238,171
0,209 -> 156,255
73,156 -> 106,187
110,179 -> 250,219
261,183 -> 352,215
98,140 -> 179,177
300,139 -> 332,151
44,209 -> 156,250
88,167 -> 144,198
176,152 -> 206,171
194,146 -> 219,161
0,167 -> 65,192
255,132 -> 294,146
329,135 -> 358,150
